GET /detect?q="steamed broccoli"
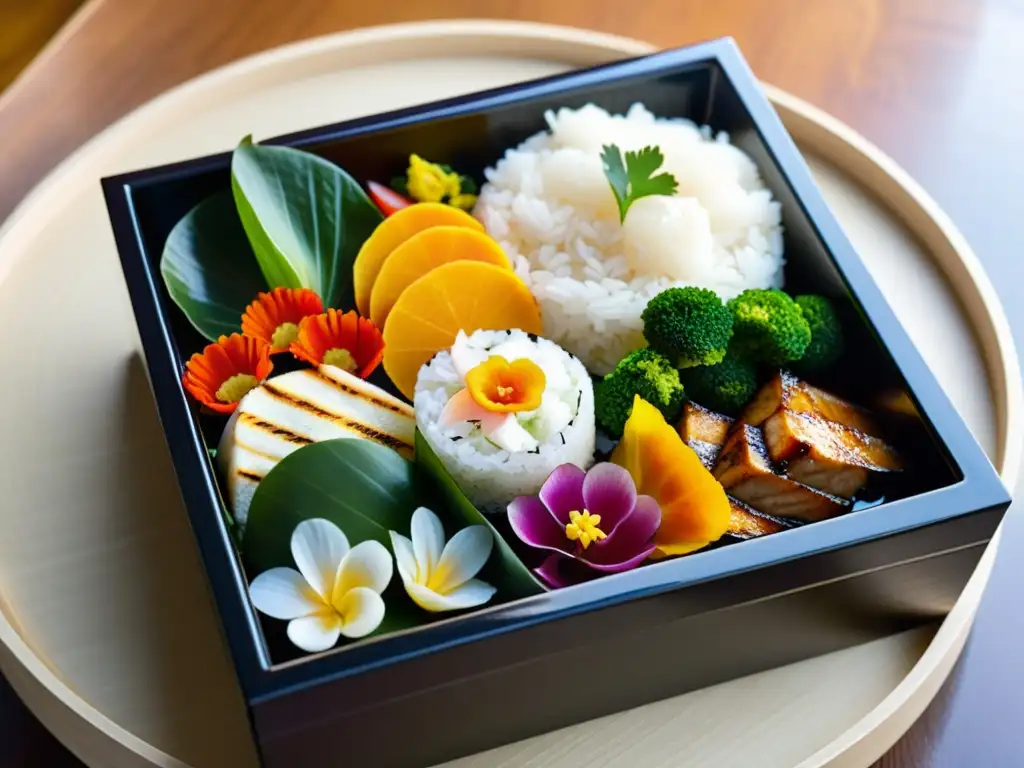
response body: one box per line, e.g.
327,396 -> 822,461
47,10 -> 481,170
641,287 -> 734,368
793,295 -> 844,373
727,288 -> 811,366
679,349 -> 759,416
595,348 -> 685,437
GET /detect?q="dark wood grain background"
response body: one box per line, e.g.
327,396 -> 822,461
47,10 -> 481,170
1,0 -> 1022,766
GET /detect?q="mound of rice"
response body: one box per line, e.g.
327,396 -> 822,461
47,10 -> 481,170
474,103 -> 784,374
415,329 -> 595,513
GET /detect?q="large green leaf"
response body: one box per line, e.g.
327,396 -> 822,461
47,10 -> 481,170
243,438 -> 423,573
415,431 -> 547,597
243,438 -> 430,635
159,191 -> 267,341
231,139 -> 383,309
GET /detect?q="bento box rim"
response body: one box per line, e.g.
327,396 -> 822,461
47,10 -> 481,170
101,37 -> 1010,704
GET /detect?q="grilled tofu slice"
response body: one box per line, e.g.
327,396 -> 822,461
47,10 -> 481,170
217,365 -> 415,527
713,424 -> 849,522
726,497 -> 791,539
742,370 -> 881,436
763,409 -> 902,498
678,402 -> 734,469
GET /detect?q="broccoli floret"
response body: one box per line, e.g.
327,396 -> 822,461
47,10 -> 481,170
727,289 -> 811,366
595,348 -> 685,437
793,295 -> 844,373
641,287 -> 734,368
679,350 -> 759,416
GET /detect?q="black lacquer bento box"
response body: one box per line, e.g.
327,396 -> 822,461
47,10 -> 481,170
102,38 -> 1009,768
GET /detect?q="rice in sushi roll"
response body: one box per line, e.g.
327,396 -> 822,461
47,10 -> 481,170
415,329 -> 595,512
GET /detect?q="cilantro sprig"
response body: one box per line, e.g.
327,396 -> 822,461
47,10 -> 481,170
601,144 -> 679,223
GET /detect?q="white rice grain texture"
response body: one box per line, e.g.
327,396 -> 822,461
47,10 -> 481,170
415,330 -> 595,514
474,103 -> 785,374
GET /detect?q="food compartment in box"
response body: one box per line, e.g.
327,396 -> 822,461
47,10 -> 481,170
102,38 -> 1009,768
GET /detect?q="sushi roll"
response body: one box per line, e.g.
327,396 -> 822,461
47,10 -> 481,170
415,329 -> 596,513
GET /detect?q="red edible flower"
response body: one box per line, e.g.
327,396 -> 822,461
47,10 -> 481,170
241,287 -> 324,353
182,334 -> 273,413
290,309 -> 385,378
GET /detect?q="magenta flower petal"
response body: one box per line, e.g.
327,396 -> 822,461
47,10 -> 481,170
535,552 -> 574,589
508,494 -> 571,556
583,542 -> 657,573
587,494 -> 661,568
513,463 -> 662,588
581,462 -> 637,532
538,463 -> 586,525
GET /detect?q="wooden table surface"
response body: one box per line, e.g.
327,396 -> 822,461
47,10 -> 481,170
1,0 -> 1022,766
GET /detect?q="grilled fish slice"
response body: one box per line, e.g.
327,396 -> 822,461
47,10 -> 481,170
713,424 -> 849,522
726,496 -> 791,539
678,402 -> 734,469
763,409 -> 902,498
217,365 -> 415,527
742,370 -> 881,436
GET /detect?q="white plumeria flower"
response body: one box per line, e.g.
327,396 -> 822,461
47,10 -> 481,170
249,518 -> 393,653
389,507 -> 497,613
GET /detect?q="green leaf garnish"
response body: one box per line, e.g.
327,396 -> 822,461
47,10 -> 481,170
160,191 -> 267,341
242,439 -> 431,635
231,140 -> 383,310
415,431 -> 546,597
601,144 -> 679,223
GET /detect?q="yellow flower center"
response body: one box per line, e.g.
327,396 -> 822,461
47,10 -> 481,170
215,374 -> 259,404
270,321 -> 300,349
425,558 -> 454,594
565,510 -> 607,550
322,348 -> 357,372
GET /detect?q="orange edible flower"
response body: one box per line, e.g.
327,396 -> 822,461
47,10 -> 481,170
465,356 -> 546,413
241,287 -> 324,353
612,395 -> 730,558
182,333 -> 273,414
290,309 -> 385,379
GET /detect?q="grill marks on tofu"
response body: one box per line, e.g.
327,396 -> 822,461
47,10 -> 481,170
217,367 -> 416,528
678,403 -> 734,469
726,497 -> 791,539
713,424 -> 849,523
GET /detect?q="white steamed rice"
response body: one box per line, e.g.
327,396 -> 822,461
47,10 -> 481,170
415,329 -> 595,513
473,103 -> 785,374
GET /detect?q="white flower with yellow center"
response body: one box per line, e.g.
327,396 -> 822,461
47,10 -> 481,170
389,507 -> 497,612
249,518 -> 393,653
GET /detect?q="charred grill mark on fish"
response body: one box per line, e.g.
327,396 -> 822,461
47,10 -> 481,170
726,497 -> 792,539
713,424 -> 849,523
678,403 -> 734,469
741,370 -> 882,436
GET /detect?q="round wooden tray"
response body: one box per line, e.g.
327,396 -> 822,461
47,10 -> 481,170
0,20 -> 1018,768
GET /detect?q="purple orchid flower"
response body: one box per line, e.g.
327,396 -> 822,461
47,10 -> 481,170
507,462 -> 661,588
